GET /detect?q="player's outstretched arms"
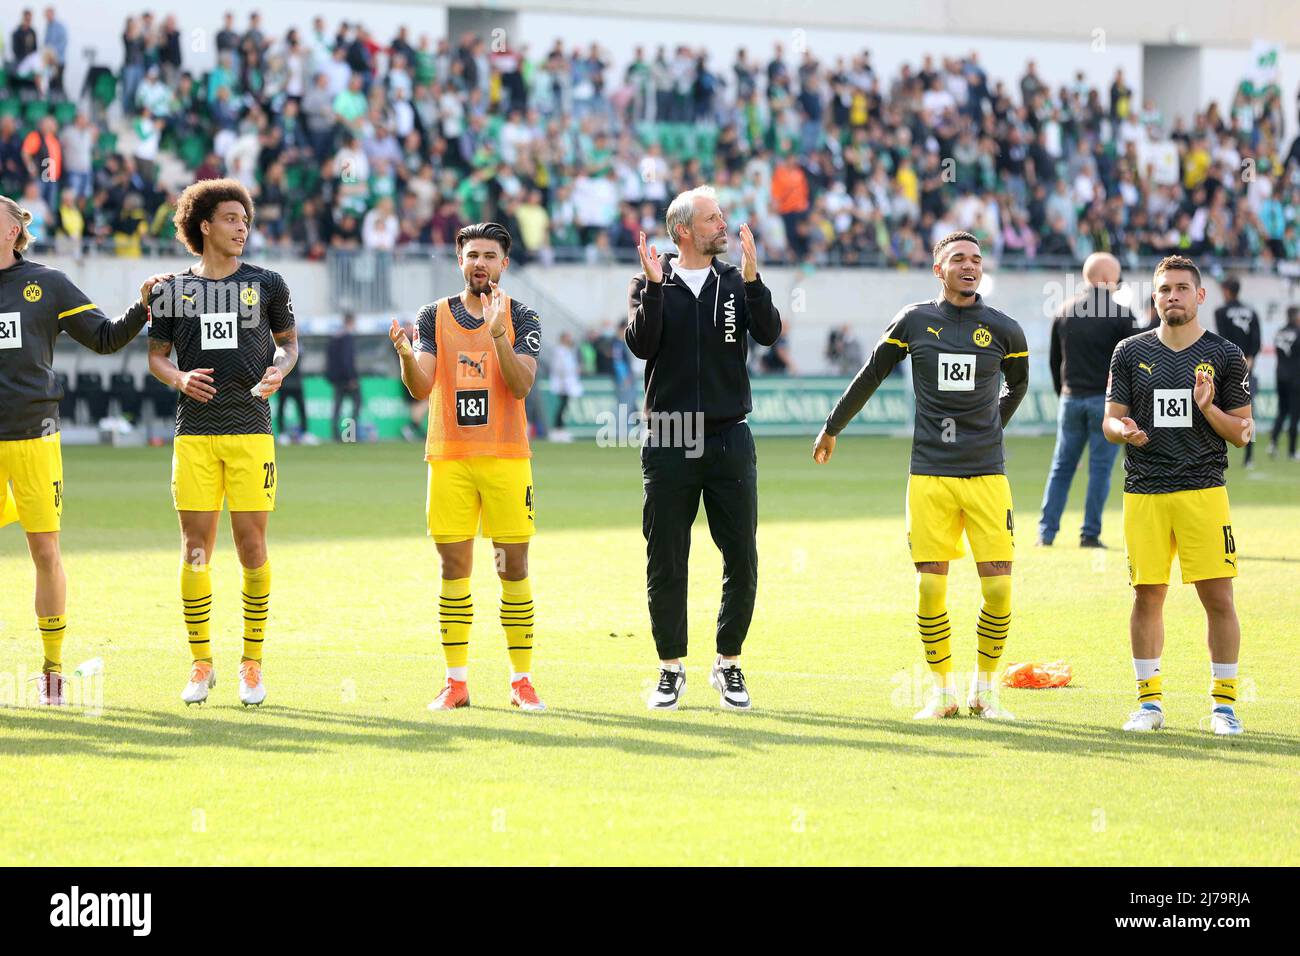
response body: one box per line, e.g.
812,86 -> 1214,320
1103,401 -> 1148,447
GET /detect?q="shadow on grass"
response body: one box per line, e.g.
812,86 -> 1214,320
0,702 -> 976,762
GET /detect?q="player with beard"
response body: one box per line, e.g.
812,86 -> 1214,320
1104,256 -> 1253,735
390,222 -> 545,712
813,232 -> 1029,719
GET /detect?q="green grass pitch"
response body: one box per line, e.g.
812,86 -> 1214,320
1,435 -> 1297,866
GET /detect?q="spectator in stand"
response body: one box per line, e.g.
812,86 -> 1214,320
11,9 -> 38,67
21,115 -> 61,213
42,7 -> 67,98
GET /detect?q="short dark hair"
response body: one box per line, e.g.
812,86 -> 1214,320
1220,275 -> 1241,295
173,178 -> 254,256
1154,255 -> 1201,288
455,222 -> 511,258
932,231 -> 979,261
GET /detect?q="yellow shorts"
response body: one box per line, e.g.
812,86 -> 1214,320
1123,487 -> 1236,586
906,473 -> 1015,563
0,434 -> 64,533
172,434 -> 277,512
426,456 -> 534,543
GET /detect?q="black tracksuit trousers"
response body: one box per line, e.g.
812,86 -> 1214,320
640,420 -> 758,660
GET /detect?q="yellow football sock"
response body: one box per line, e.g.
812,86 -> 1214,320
500,576 -> 535,676
439,577 -> 472,671
181,560 -> 212,662
976,574 -> 1012,680
1138,674 -> 1164,707
242,561 -> 271,662
38,614 -> 66,673
917,572 -> 952,676
1211,677 -> 1239,708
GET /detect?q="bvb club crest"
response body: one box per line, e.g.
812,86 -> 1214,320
973,327 -> 992,347
1195,362 -> 1215,380
23,283 -> 41,303
240,287 -> 259,307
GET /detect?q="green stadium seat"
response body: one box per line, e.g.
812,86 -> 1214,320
52,100 -> 77,125
92,71 -> 116,108
23,101 -> 49,125
0,99 -> 18,120
178,134 -> 206,169
96,131 -> 118,155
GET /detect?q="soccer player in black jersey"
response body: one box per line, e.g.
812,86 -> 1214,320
814,232 -> 1030,719
0,195 -> 170,705
146,179 -> 298,708
1104,256 -> 1253,736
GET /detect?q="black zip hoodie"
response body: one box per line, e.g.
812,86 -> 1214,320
625,252 -> 781,432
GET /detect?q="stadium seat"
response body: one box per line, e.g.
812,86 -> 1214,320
96,131 -> 119,156
142,373 -> 177,420
75,372 -> 109,424
178,134 -> 206,169
54,371 -> 75,420
90,70 -> 116,110
109,372 -> 144,421
23,101 -> 50,125
53,100 -> 78,125
0,99 -> 18,120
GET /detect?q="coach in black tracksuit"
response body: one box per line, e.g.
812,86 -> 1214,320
626,189 -> 781,710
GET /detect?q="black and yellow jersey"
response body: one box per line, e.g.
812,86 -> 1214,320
148,263 -> 295,436
825,294 -> 1029,476
1106,328 -> 1250,494
0,252 -> 149,440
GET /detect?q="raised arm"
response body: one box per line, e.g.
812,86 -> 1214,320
625,231 -> 664,359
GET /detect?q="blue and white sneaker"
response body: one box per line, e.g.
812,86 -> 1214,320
1122,703 -> 1165,732
1209,706 -> 1243,736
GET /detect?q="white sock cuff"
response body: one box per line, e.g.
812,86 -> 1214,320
445,666 -> 468,682
510,672 -> 530,683
1211,662 -> 1239,679
1133,658 -> 1161,680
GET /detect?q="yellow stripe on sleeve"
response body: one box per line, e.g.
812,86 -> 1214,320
57,303 -> 98,321
884,337 -> 909,350
1004,350 -> 1029,358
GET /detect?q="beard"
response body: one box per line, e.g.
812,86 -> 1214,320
948,277 -> 978,298
1161,307 -> 1194,326
701,234 -> 727,256
465,272 -> 494,294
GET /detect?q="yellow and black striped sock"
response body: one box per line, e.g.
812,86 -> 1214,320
500,577 -> 535,676
38,614 -> 66,673
439,577 -> 472,672
1211,673 -> 1239,709
1138,674 -> 1163,707
241,561 -> 271,662
180,560 -> 212,662
976,574 -> 1012,679
917,572 -> 952,677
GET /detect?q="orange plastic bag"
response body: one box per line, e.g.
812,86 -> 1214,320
1001,661 -> 1073,688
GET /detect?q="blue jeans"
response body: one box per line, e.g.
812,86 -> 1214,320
1038,393 -> 1119,541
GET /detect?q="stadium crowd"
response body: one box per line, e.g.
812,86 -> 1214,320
3,7 -> 1300,269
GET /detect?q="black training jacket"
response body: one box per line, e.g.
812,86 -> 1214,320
625,253 -> 781,431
